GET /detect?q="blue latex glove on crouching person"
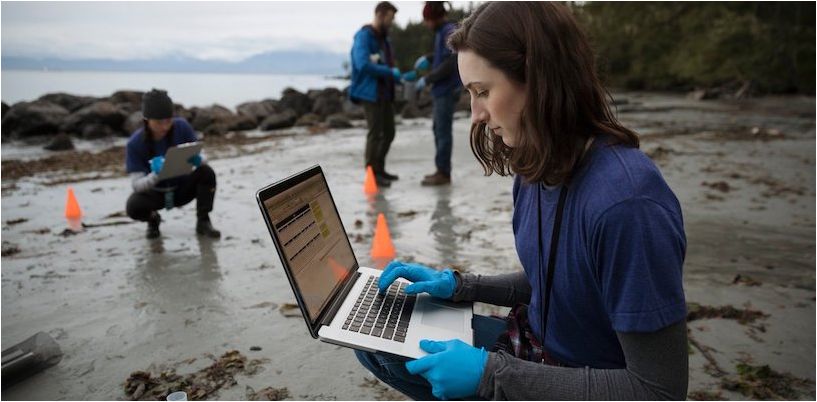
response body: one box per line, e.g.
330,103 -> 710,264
378,260 -> 457,298
406,339 -> 488,400
414,55 -> 431,71
149,156 -> 165,174
187,153 -> 202,167
401,70 -> 418,82
415,77 -> 427,92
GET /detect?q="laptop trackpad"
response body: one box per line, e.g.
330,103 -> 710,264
419,300 -> 466,332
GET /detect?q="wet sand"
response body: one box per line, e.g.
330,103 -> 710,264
1,92 -> 814,400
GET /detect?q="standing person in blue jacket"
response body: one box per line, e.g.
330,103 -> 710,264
355,2 -> 688,400
403,2 -> 463,186
350,1 -> 403,187
125,89 -> 221,239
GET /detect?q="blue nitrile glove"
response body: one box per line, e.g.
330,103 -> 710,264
378,260 -> 457,298
391,67 -> 402,79
149,156 -> 165,174
415,77 -> 427,92
187,153 -> 202,167
401,70 -> 418,82
406,339 -> 488,400
414,55 -> 430,71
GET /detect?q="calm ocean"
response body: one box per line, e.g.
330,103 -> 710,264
1,70 -> 349,110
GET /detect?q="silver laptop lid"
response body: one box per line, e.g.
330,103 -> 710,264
256,165 -> 360,338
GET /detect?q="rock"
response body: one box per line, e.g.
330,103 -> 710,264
81,123 -> 117,139
228,115 -> 259,131
191,104 -> 233,130
123,112 -> 143,135
326,113 -> 353,128
1,102 -> 9,119
295,113 -> 322,126
260,109 -> 298,130
1,100 -> 70,139
455,92 -> 471,112
687,88 -> 718,101
43,133 -> 75,151
109,90 -> 144,113
401,103 -> 423,119
236,100 -> 279,124
187,104 -> 252,135
174,104 -> 193,122
342,99 -> 366,120
61,101 -> 128,136
279,88 -> 312,117
312,91 -> 344,118
37,92 -> 97,112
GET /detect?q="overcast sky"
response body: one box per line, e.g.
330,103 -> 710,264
1,1 -> 474,61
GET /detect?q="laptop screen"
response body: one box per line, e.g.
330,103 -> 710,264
262,171 -> 357,322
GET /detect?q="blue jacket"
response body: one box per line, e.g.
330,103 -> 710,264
349,26 -> 395,103
430,22 -> 462,98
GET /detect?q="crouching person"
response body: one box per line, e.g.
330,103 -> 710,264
125,89 -> 221,239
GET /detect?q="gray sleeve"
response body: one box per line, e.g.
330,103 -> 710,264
130,172 -> 159,192
477,320 -> 689,400
451,271 -> 531,307
424,54 -> 458,84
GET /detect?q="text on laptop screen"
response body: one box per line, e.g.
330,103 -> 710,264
263,172 -> 356,321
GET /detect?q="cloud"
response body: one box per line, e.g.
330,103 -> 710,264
1,1 -> 441,61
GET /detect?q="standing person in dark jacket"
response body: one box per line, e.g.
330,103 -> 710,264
349,1 -> 404,187
355,3 -> 688,400
125,89 -> 221,239
403,2 -> 463,186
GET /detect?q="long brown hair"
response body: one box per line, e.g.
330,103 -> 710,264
448,2 -> 639,185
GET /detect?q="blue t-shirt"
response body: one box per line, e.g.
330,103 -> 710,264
512,138 -> 687,369
125,117 -> 198,187
430,21 -> 462,98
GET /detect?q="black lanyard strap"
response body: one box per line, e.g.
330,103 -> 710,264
538,184 -> 568,345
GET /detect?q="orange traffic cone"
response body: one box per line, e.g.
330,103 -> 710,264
65,187 -> 83,231
370,213 -> 396,269
363,165 -> 378,195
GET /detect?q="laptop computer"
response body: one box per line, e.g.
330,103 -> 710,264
256,165 -> 473,358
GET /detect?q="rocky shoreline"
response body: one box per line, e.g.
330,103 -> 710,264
1,85 -> 470,152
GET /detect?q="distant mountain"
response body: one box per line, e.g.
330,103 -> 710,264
1,50 -> 348,75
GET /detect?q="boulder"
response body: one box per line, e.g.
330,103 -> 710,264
279,88 -> 312,117
190,104 -> 235,134
43,133 -> 75,151
1,100 -> 70,139
109,90 -> 144,113
236,100 -> 278,123
455,91 -> 471,112
124,112 -> 144,135
326,113 -> 353,129
227,115 -> 258,131
37,92 -> 97,112
295,113 -> 322,127
81,123 -> 117,139
401,104 -> 424,119
61,101 -> 128,136
174,104 -> 194,122
687,88 -> 718,101
260,109 -> 298,130
312,92 -> 344,118
342,99 -> 366,120
1,102 -> 8,119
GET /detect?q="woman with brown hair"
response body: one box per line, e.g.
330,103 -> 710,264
356,2 -> 688,400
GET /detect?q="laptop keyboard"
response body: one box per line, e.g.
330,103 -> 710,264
342,276 -> 416,343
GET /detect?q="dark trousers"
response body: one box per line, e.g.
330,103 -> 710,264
126,164 -> 217,222
432,89 -> 461,176
354,314 -> 507,400
363,100 -> 396,174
